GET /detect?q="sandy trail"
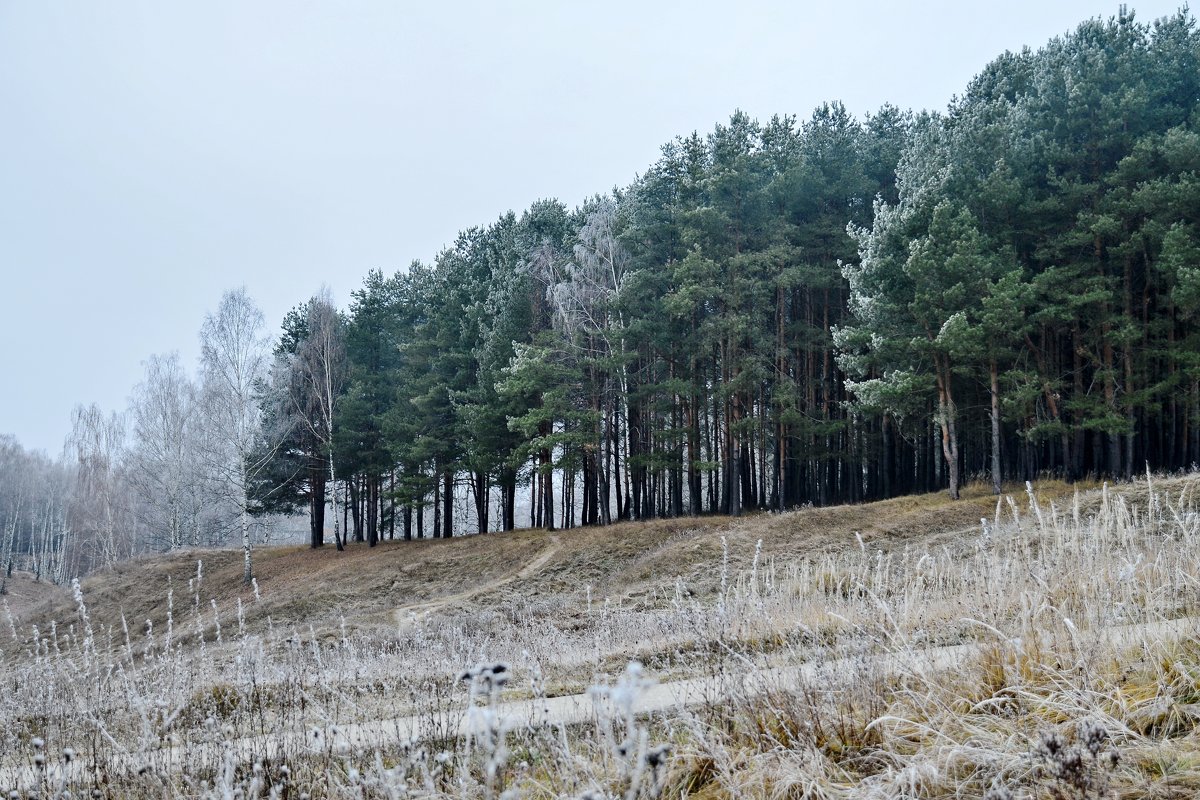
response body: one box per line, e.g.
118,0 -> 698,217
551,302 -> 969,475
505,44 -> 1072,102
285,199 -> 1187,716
5,615 -> 1195,791
393,534 -> 561,628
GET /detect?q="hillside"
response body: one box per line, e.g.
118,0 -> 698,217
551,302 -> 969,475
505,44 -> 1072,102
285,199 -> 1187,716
0,569 -> 66,624
4,475 -> 1199,799
12,478 -> 1089,656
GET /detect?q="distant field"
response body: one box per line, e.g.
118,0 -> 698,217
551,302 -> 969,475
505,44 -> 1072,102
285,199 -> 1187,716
3,475 -> 1199,798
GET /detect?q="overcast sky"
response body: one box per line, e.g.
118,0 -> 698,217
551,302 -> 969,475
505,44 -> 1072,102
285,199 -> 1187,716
0,1 -> 1186,455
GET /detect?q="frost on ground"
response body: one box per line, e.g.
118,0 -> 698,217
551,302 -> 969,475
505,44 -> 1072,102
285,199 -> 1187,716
2,475 -> 1200,798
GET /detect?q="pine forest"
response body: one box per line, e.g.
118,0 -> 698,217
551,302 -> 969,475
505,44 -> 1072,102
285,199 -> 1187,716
3,8 -> 1200,576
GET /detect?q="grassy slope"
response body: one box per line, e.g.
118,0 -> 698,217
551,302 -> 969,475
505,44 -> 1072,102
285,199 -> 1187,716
0,569 -> 66,624
5,475 -> 1200,799
9,478 -> 1090,645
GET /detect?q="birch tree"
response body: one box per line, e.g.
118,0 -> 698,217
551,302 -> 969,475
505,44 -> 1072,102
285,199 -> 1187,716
0,436 -> 24,581
200,288 -> 271,583
293,290 -> 348,550
128,354 -> 199,549
65,404 -> 129,572
551,195 -> 632,525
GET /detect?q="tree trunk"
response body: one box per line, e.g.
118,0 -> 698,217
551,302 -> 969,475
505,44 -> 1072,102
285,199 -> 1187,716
684,394 -> 700,516
881,413 -> 892,499
367,476 -> 379,547
442,469 -> 454,537
990,359 -> 1002,495
473,470 -> 489,534
309,457 -> 326,548
1103,331 -> 1121,476
329,460 -> 344,551
935,362 -> 961,501
585,448 -> 600,525
1191,379 -> 1200,466
241,504 -> 253,585
598,408 -> 612,525
1072,326 -> 1085,479
541,448 -> 555,531
349,478 -> 362,542
500,468 -> 516,531
433,479 -> 441,539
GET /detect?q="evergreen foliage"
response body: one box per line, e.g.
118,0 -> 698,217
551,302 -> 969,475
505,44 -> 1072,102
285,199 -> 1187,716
251,8 -> 1200,537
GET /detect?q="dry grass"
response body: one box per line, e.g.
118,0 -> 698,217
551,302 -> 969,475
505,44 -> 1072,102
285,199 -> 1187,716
9,477 -> 1088,644
0,569 -> 67,623
2,474 -> 1198,798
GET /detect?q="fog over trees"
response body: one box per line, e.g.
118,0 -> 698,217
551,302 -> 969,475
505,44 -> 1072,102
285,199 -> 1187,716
3,8 -> 1199,582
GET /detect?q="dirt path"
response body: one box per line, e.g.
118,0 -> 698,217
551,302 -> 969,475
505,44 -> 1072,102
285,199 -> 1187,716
5,616 -> 1195,791
0,572 -> 68,625
393,535 -> 562,628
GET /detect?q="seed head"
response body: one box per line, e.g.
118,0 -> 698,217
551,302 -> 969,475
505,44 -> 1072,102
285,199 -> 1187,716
1080,720 -> 1108,757
645,743 -> 671,768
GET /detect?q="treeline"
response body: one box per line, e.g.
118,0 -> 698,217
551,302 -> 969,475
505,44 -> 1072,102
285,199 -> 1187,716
253,105 -> 905,544
251,8 -> 1200,544
1,291 -> 273,582
0,435 -> 73,585
841,8 -> 1200,499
